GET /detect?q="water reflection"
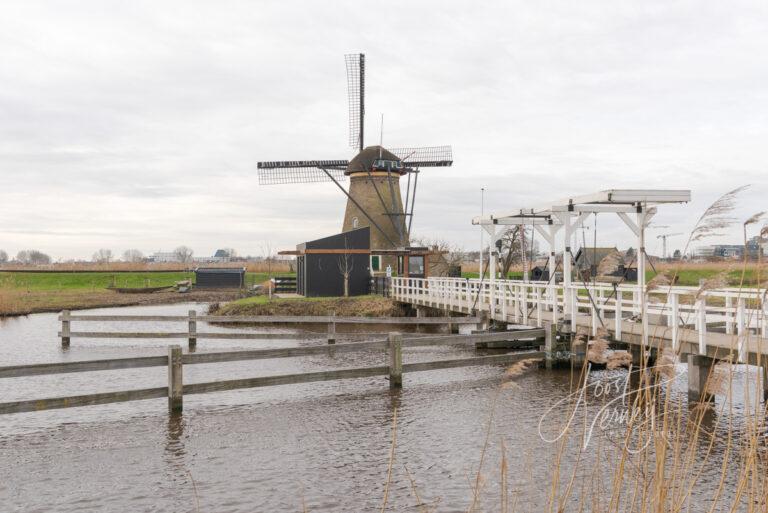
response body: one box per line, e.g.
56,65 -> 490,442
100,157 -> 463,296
0,304 -> 763,511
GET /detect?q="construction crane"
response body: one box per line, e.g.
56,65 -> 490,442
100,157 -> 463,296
657,232 -> 683,259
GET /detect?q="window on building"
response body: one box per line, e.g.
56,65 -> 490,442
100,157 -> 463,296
370,255 -> 381,272
408,255 -> 425,276
352,217 -> 359,228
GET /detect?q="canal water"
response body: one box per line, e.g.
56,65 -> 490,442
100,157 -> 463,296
0,303 -> 761,511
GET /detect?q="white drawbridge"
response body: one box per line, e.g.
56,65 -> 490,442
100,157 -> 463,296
392,190 -> 768,366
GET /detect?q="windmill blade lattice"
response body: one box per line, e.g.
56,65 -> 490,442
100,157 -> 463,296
345,53 -> 365,151
389,145 -> 453,167
257,160 -> 348,185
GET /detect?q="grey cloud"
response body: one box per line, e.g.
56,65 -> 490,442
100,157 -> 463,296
0,0 -> 766,259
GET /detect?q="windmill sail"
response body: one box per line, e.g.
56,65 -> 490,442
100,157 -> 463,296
345,53 -> 364,152
256,145 -> 453,186
257,160 -> 348,185
389,146 -> 453,167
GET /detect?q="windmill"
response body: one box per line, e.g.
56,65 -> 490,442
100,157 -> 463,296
257,53 -> 453,259
657,232 -> 683,259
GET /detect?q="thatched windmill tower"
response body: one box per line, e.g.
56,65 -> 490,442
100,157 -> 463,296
257,54 -> 453,258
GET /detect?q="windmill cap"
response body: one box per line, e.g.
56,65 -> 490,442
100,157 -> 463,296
345,145 -> 405,176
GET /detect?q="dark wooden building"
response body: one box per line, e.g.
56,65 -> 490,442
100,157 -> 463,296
194,267 -> 246,288
295,227 -> 372,297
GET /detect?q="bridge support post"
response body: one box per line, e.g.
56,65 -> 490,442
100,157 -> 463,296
687,354 -> 716,403
187,310 -> 197,351
388,332 -> 402,389
60,310 -> 71,349
168,345 -> 183,413
544,322 -> 557,370
477,311 -> 489,332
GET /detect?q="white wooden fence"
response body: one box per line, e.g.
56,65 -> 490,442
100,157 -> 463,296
392,277 -> 768,361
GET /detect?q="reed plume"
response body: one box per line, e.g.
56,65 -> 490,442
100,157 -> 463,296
690,185 -> 748,241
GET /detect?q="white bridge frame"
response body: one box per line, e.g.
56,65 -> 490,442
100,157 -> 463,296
392,190 -> 768,361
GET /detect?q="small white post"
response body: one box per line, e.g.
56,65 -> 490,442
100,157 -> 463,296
536,287 -> 543,328
637,209 -> 648,348
737,297 -> 747,363
501,284 -> 508,321
522,284 -> 529,325
551,284 -> 559,326
591,300 -> 598,337
737,298 -> 746,335
697,298 -> 706,355
598,288 -> 605,319
725,296 -> 734,335
615,290 -> 623,340
671,293 -> 679,352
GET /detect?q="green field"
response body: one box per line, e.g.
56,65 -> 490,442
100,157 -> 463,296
0,271 -> 279,291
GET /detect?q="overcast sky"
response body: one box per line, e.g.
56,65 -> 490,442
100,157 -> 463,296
1,0 -> 766,261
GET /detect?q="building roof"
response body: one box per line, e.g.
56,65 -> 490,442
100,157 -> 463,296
574,247 -> 619,270
346,146 -> 403,175
195,267 -> 245,273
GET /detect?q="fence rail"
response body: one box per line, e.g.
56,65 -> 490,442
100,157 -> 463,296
57,310 -> 484,349
0,330 -> 545,415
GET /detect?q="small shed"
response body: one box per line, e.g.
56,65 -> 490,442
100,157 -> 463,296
574,247 -> 619,280
530,258 -> 550,281
194,267 -> 246,288
294,227 -> 371,297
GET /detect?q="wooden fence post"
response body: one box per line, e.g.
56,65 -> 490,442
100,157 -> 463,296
388,332 -> 402,389
61,310 -> 71,349
188,310 -> 197,351
327,311 -> 336,344
168,345 -> 183,412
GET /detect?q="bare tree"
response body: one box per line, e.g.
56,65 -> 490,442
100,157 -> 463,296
92,248 -> 113,263
174,245 -> 194,263
410,236 -> 465,266
337,242 -> 354,297
16,250 -> 51,265
260,243 -> 274,277
122,249 -> 144,263
222,248 -> 238,259
0,250 -> 7,264
497,226 -> 538,277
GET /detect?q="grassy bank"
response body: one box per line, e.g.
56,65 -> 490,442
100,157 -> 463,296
0,271 -> 287,316
0,271 -> 277,290
211,295 -> 406,317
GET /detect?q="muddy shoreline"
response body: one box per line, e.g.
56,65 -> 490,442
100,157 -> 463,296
0,289 -> 242,318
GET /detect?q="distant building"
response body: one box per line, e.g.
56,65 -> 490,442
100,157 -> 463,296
695,241 -> 766,260
191,250 -> 237,264
148,251 -> 180,263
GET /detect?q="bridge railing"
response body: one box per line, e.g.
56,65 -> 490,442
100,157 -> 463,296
392,277 -> 768,359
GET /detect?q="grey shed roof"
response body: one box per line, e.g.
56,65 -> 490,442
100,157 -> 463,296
573,247 -> 619,270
